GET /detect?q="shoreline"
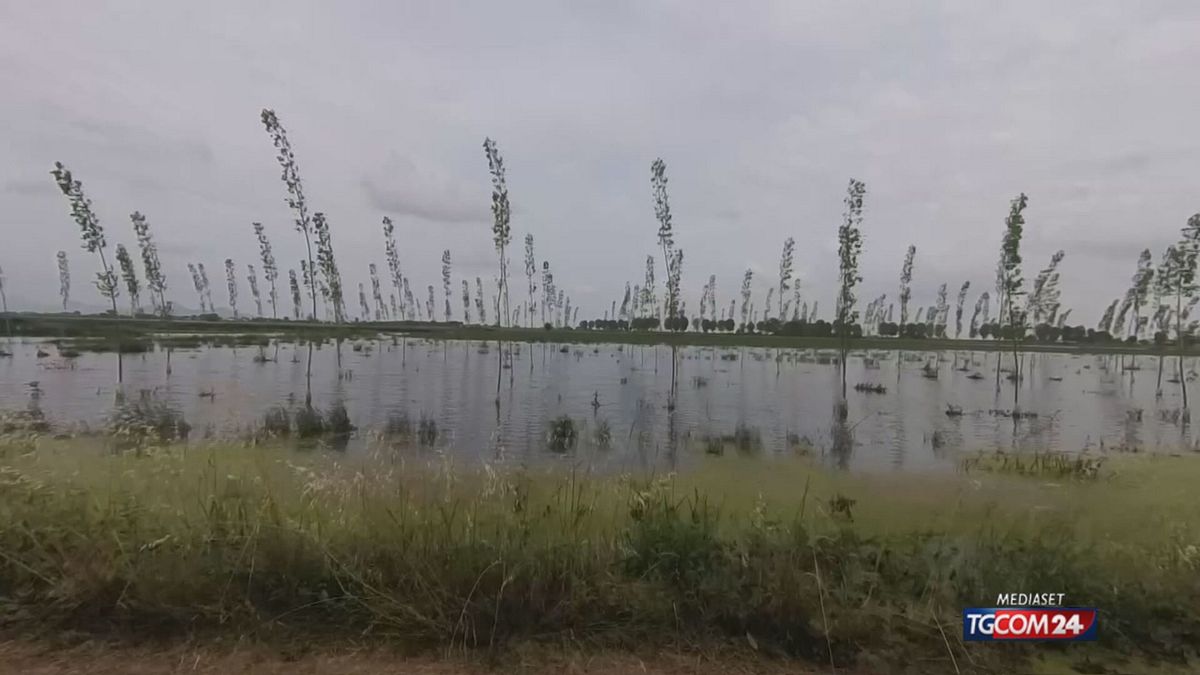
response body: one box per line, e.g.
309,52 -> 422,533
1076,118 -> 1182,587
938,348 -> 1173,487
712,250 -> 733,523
2,312 -> 1193,356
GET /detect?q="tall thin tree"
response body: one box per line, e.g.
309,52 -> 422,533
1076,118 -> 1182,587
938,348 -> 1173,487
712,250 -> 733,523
836,179 -> 867,395
778,237 -> 795,319
224,258 -> 238,318
311,212 -> 345,322
899,244 -> 916,325
56,251 -> 70,311
260,109 -> 320,319
132,212 -> 167,316
252,222 -> 279,318
288,269 -> 302,319
441,249 -> 453,321
115,244 -> 141,315
996,193 -> 1029,406
382,217 -> 404,319
524,233 -> 538,327
247,264 -> 264,316
51,163 -> 118,314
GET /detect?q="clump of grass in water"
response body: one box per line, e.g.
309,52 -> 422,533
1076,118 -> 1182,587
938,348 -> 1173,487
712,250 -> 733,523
417,414 -> 438,446
594,418 -> 612,449
547,415 -> 577,452
292,402 -> 354,439
261,406 -> 291,436
960,450 -> 1104,480
108,398 -> 190,447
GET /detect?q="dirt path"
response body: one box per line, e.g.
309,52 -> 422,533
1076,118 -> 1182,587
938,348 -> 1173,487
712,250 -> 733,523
0,642 -> 838,674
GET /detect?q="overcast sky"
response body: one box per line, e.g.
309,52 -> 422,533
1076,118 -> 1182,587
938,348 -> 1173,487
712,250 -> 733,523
2,1 -> 1199,323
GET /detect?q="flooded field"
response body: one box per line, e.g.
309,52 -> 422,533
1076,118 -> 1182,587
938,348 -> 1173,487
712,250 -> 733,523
1,336 -> 1195,471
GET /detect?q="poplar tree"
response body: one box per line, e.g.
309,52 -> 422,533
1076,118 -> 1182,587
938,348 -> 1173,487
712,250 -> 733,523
114,245 -> 141,315
462,279 -> 471,323
261,109 -> 318,318
187,263 -> 206,313
247,264 -> 264,316
441,249 -> 453,321
51,163 -> 118,314
288,269 -> 302,319
524,233 -> 538,327
252,222 -> 279,318
899,244 -> 916,325
382,217 -> 404,318
836,179 -> 867,394
483,138 -> 512,326
56,251 -> 70,311
132,212 -> 167,315
224,258 -> 238,318
778,237 -> 795,319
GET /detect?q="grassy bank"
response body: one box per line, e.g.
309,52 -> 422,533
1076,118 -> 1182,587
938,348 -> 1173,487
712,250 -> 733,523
0,438 -> 1196,673
2,311 -> 1192,356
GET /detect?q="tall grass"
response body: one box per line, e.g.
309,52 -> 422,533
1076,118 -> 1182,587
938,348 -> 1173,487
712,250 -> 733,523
0,439 -> 1197,671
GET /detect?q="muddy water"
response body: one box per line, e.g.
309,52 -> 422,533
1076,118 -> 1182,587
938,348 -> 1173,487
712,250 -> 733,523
0,337 -> 1193,470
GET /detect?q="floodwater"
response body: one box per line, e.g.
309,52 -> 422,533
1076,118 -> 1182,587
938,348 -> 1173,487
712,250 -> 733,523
1,336 -> 1196,471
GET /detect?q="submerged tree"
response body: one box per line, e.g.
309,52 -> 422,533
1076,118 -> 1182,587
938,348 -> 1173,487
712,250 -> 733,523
426,285 -> 435,322
996,193 -> 1029,405
114,244 -> 141,315
260,109 -> 319,319
899,245 -> 916,325
224,258 -> 238,318
483,138 -> 512,327
288,269 -> 302,319
836,179 -> 867,395
56,251 -> 70,311
441,249 -> 453,321
51,162 -> 119,314
247,264 -> 263,316
131,212 -> 168,316
252,222 -> 279,318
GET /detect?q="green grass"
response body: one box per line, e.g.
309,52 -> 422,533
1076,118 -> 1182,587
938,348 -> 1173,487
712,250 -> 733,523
4,311 -> 1195,356
0,437 -> 1197,673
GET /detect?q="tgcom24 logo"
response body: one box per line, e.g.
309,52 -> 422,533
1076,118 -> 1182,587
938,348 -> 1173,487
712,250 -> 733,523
963,595 -> 1098,642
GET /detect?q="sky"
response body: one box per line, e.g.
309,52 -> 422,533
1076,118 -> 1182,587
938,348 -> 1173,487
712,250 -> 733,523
2,1 -> 1199,324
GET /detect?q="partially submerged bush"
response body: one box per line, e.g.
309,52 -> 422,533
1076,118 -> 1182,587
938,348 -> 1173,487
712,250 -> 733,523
547,415 -> 577,452
108,398 -> 190,445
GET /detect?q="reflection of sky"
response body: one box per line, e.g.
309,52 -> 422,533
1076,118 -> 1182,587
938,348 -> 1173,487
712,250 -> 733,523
2,338 -> 1196,472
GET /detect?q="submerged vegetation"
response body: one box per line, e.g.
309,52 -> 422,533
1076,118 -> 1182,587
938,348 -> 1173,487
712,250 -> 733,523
0,438 -> 1195,673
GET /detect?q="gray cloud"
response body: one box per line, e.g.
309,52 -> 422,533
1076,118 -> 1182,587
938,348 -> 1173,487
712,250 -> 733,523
361,155 -> 489,225
0,1 -> 1198,323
